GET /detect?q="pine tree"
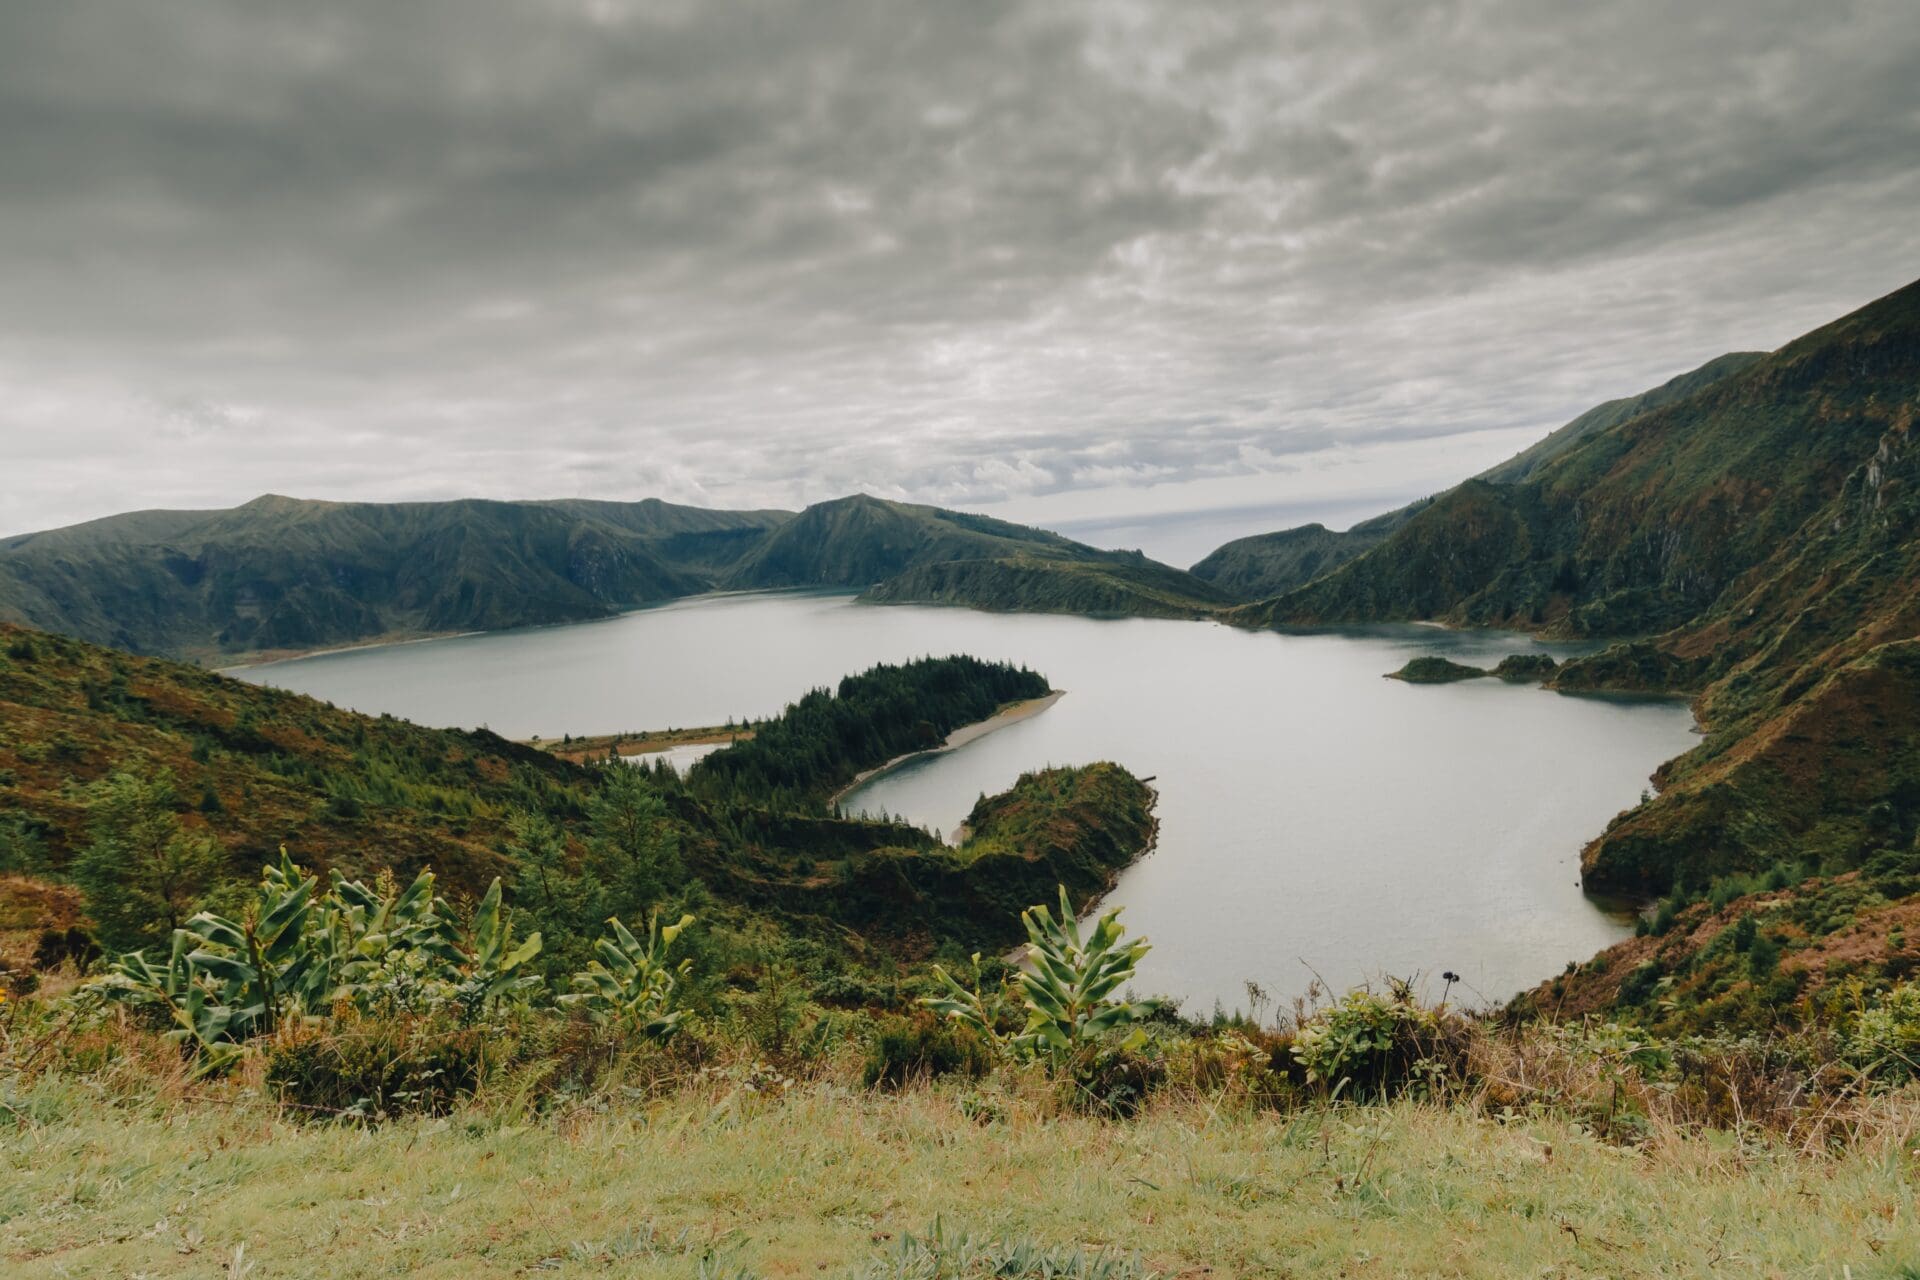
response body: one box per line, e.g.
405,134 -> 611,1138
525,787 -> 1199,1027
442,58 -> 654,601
583,765 -> 682,922
71,769 -> 222,951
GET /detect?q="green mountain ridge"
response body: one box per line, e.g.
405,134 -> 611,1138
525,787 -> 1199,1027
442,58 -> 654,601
1222,275 -> 1920,906
0,491 -> 1225,661
1189,350 -> 1768,601
859,551 -> 1232,619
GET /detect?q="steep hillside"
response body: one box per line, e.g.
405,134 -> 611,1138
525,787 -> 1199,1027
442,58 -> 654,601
1514,842 -> 1920,1037
1194,351 -> 1762,602
725,493 -> 1229,616
1476,350 -> 1766,486
0,623 -> 1157,970
0,622 -> 586,895
1231,277 -> 1920,909
1241,287 -> 1915,635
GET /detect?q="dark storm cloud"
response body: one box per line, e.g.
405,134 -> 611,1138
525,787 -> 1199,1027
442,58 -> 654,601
2,0 -> 1917,533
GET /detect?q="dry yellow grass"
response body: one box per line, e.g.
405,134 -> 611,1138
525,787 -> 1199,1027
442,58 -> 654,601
4,1069 -> 1916,1278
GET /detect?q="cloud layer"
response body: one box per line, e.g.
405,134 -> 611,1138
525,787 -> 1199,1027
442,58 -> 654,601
3,0 -> 1917,537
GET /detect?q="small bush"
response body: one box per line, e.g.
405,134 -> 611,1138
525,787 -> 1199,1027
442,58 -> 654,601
1845,984 -> 1920,1085
862,1014 -> 991,1090
1618,960 -> 1664,1005
264,1021 -> 488,1120
1067,1038 -> 1166,1117
1291,987 -> 1463,1102
32,927 -> 100,973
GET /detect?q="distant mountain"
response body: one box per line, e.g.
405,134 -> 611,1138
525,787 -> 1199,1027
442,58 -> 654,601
731,494 -> 1229,618
1231,276 -> 1920,898
1189,351 -> 1765,601
0,490 -> 1225,661
0,496 -> 791,661
720,494 -> 1094,589
1189,521 -> 1392,601
861,551 -> 1233,619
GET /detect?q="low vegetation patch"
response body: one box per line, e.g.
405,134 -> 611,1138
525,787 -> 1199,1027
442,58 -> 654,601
1385,656 -> 1488,683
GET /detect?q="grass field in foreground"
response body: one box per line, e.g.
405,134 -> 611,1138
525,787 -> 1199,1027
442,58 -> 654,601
4,1077 -> 1916,1278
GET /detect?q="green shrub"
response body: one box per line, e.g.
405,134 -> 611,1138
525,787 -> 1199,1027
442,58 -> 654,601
1290,987 -> 1458,1101
32,927 -> 100,973
264,1021 -> 488,1120
1845,984 -> 1920,1085
862,1014 -> 991,1090
1066,1038 -> 1166,1117
1618,961 -> 1664,1005
0,814 -> 48,873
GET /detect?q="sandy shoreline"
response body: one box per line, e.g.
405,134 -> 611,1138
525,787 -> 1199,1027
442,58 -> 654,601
829,689 -> 1065,810
524,724 -> 750,764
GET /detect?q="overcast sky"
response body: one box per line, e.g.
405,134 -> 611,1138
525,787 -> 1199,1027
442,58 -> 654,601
3,0 -> 1917,550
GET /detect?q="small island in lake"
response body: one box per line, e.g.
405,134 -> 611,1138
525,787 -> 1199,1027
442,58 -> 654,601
1386,655 -> 1489,683
1492,653 -> 1559,683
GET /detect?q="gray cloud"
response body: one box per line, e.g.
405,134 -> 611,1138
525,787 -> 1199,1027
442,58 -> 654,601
1,0 -> 1917,536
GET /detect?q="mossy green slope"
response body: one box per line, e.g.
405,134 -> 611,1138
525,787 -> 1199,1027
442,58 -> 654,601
1238,284 -> 1916,636
0,622 -> 1157,971
1227,277 -> 1920,904
1192,351 -> 1764,603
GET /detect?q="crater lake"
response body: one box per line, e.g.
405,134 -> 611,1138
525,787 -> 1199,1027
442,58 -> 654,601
239,590 -> 1697,1015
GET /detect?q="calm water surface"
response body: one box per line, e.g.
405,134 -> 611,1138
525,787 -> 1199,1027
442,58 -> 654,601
242,592 -> 1697,1014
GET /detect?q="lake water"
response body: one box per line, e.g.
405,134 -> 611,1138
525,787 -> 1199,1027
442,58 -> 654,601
241,591 -> 1697,1015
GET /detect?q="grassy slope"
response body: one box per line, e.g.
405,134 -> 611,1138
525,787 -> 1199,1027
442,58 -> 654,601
0,622 -> 586,896
721,494 -> 1087,589
1516,858 -> 1920,1035
1241,285 -> 1917,636
1188,521 -> 1389,601
1476,350 -> 1767,486
2,1082 -> 1910,1277
0,623 -> 1158,969
727,495 -> 1229,618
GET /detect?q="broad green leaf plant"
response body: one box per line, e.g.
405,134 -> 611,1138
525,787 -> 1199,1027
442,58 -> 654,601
94,851 -> 548,1068
926,886 -> 1157,1069
559,912 -> 696,1039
